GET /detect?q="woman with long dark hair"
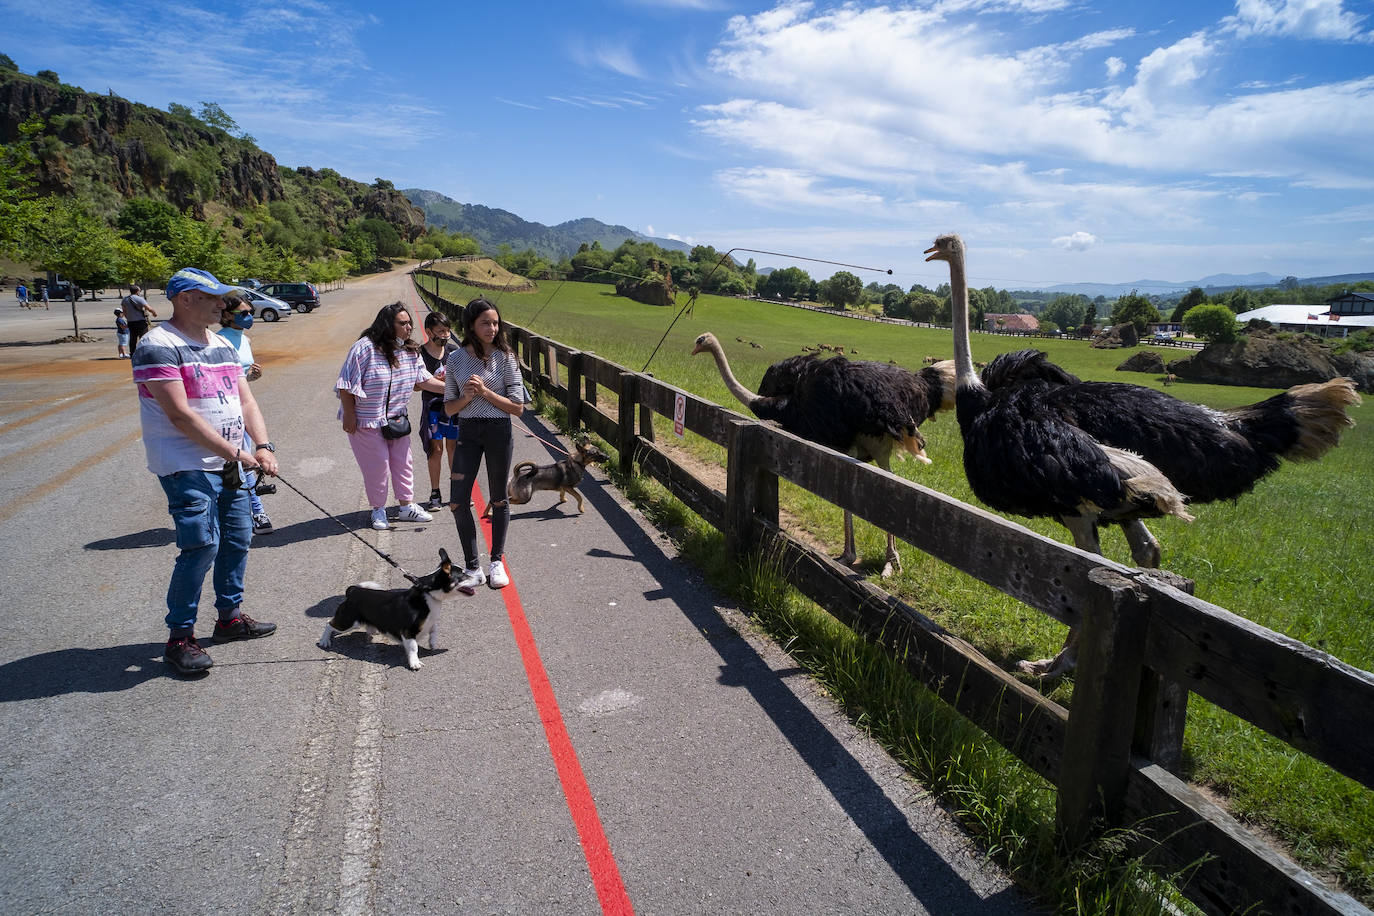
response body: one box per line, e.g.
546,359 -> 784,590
336,302 -> 447,530
444,297 -> 529,589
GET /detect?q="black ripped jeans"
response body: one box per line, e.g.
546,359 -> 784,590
449,416 -> 513,569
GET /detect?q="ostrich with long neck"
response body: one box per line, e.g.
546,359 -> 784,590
692,332 -> 955,577
928,234 -> 1360,677
925,232 -> 1196,676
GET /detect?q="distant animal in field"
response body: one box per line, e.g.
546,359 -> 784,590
692,331 -> 955,577
927,232 -> 1360,679
1164,373 -> 1177,386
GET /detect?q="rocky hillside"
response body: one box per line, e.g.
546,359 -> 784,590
0,69 -> 424,240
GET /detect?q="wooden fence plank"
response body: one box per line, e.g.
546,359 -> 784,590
1124,761 -> 1368,916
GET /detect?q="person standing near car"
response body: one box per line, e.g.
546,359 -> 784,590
133,267 -> 279,677
122,284 -> 157,354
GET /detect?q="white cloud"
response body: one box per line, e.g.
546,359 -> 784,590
1052,231 -> 1100,251
715,167 -> 886,211
1105,56 -> 1126,79
1228,0 -> 1371,42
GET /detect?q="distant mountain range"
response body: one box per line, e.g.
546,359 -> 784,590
1040,271 -> 1374,297
403,189 -> 690,262
406,188 -> 1374,294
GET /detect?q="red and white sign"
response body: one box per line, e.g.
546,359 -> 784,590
673,392 -> 686,438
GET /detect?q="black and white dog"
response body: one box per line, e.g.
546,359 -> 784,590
317,548 -> 473,670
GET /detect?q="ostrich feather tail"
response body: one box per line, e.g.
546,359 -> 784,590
897,430 -> 932,464
1280,377 -> 1361,460
1104,446 -> 1195,522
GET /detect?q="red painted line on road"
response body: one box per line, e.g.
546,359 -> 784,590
471,488 -> 634,916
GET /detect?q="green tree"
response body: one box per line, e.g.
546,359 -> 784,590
1183,304 -> 1239,343
1111,290 -> 1161,334
1170,287 -> 1206,323
1044,293 -> 1091,331
822,271 -> 862,309
1225,287 -> 1254,314
758,266 -> 812,301
163,213 -> 233,277
113,238 -> 172,290
905,291 -> 940,323
36,69 -> 59,83
197,101 -> 238,134
29,200 -> 119,336
0,53 -> 17,72
116,197 -> 179,247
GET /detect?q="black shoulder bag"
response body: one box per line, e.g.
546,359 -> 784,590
379,356 -> 412,440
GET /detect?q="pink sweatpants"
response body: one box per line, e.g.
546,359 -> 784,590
348,426 -> 415,508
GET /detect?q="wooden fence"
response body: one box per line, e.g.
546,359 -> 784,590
418,283 -> 1373,916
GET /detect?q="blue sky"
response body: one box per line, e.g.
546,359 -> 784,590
4,0 -> 1373,290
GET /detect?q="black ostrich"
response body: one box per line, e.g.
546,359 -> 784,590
692,332 -> 955,577
926,233 -> 1360,677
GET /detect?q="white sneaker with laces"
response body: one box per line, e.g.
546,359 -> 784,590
487,560 -> 510,589
370,508 -> 390,530
457,566 -> 486,591
397,503 -> 433,523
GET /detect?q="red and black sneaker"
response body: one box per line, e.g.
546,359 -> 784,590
165,637 -> 213,675
213,614 -> 278,642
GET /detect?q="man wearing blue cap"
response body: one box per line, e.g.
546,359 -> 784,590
133,268 -> 280,676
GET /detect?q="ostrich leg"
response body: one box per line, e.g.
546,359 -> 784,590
1120,519 -> 1162,568
1015,514 -> 1102,678
839,510 -> 858,567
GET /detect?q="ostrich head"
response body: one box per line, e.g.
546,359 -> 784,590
923,233 -> 963,266
691,332 -> 719,356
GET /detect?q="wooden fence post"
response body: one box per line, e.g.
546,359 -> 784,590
724,420 -> 777,558
583,352 -> 597,409
1133,569 -> 1194,772
528,334 -> 547,394
639,373 -> 656,444
617,372 -> 638,478
567,350 -> 584,432
1056,567 -> 1152,850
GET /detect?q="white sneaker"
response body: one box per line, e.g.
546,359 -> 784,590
457,566 -> 486,591
370,508 -> 390,530
397,503 -> 433,523
487,560 -> 509,589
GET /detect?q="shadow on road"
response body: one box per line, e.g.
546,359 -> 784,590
0,643 -> 167,700
516,414 -> 1015,913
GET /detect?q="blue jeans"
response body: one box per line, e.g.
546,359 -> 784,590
158,469 -> 252,635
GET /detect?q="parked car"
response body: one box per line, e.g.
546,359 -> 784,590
239,289 -> 293,322
236,278 -> 262,290
257,281 -> 320,313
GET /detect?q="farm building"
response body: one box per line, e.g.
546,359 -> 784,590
983,313 -> 1040,332
1235,291 -> 1374,338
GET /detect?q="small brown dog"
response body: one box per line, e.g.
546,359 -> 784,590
506,440 -> 608,513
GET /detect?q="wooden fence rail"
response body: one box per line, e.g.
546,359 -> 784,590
416,282 -> 1371,916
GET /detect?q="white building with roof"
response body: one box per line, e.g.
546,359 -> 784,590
1235,291 -> 1374,337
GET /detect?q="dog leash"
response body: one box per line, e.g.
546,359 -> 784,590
269,471 -> 421,584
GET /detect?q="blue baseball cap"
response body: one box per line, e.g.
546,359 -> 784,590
165,267 -> 239,300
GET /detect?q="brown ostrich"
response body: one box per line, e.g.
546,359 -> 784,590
692,331 -> 955,577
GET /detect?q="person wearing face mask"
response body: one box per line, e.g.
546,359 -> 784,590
418,312 -> 460,511
219,294 -> 272,533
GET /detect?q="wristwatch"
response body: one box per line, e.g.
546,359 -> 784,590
255,441 -> 275,452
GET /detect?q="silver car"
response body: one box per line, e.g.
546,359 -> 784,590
239,289 -> 293,322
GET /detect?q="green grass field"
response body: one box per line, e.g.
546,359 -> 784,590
432,276 -> 1374,903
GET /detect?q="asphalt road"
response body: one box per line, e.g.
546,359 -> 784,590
0,269 -> 1033,915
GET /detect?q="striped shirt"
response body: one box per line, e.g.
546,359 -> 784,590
444,346 -> 529,419
132,323 -> 245,476
335,338 -> 433,428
